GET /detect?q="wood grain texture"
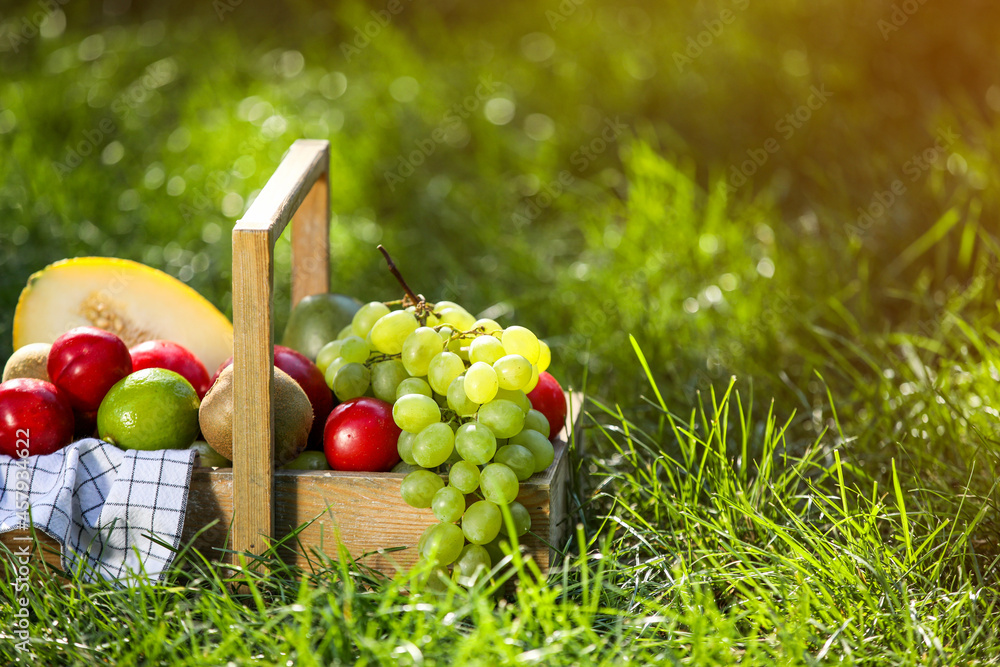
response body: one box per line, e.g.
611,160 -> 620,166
183,446 -> 566,574
0,529 -> 61,576
230,228 -> 275,560
236,139 -> 330,240
3,393 -> 584,578
184,394 -> 584,573
231,139 -> 330,563
290,170 -> 330,308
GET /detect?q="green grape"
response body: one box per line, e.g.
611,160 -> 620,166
453,544 -> 492,586
397,430 -> 417,465
339,335 -> 370,364
433,391 -> 449,409
391,461 -> 421,474
333,362 -> 370,401
437,326 -> 454,343
537,340 -> 551,373
420,522 -> 464,565
464,361 -> 499,404
396,377 -> 432,400
323,357 -> 348,390
522,409 -> 550,438
336,324 -> 353,341
510,428 -> 555,472
417,523 -> 437,552
413,422 -> 455,468
472,318 -> 502,334
462,500 -> 502,545
315,340 -> 343,374
372,359 -> 409,403
433,300 -> 464,311
469,335 -> 505,365
495,388 -> 531,413
402,326 -> 444,376
501,326 -> 540,365
493,354 -> 532,391
446,333 -> 470,361
431,485 -> 466,523
495,444 -> 535,481
455,422 -> 497,465
401,469 -> 444,508
501,500 -> 532,537
370,310 -> 419,355
477,399 -> 525,439
352,301 -> 391,338
448,460 -> 481,493
483,535 -> 513,566
393,394 -> 441,433
438,307 -> 476,331
480,463 -> 519,504
447,375 -> 480,417
524,364 -> 540,393
427,351 -> 465,395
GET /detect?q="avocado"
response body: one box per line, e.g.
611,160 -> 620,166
281,293 -> 362,361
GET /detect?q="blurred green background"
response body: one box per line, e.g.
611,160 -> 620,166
2,0 -> 999,490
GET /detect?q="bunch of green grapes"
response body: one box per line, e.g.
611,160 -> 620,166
315,298 -> 554,584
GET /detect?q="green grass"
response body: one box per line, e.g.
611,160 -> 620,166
2,0 -> 1000,663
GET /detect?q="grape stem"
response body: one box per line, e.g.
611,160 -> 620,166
377,245 -> 438,325
378,245 -> 421,307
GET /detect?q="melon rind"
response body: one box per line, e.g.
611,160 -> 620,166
13,257 -> 234,372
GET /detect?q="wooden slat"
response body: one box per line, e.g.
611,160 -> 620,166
184,394 -> 583,573
230,228 -> 275,560
237,139 -> 330,240
183,454 -> 564,574
231,140 -> 330,563
290,170 -> 330,308
0,530 -> 61,575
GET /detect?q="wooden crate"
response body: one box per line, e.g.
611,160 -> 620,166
2,139 -> 578,577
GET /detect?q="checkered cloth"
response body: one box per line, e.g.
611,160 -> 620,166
0,438 -> 196,583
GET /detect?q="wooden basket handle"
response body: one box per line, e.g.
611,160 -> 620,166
231,139 -> 330,558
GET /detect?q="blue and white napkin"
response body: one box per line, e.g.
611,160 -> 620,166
0,438 -> 196,582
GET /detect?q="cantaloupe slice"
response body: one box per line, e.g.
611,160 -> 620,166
13,257 -> 233,372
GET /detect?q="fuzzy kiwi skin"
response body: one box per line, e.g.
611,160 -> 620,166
199,365 -> 314,466
3,343 -> 52,383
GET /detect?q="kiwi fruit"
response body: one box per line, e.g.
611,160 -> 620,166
199,365 -> 313,466
3,343 -> 52,383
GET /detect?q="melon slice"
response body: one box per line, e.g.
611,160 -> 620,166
13,257 -> 234,372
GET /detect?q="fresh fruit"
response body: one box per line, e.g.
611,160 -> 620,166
453,545 -> 492,585
0,379 -> 75,457
509,428 -> 555,473
419,522 -> 464,565
2,343 -> 51,383
480,463 -> 520,505
314,250 -> 560,583
214,345 -> 332,448
48,327 -> 133,412
281,293 -> 362,361
199,365 -> 313,466
527,371 -> 568,441
400,469 -> 445,508
462,500 -> 502,545
130,340 -> 212,399
97,368 -> 200,451
189,440 -> 231,467
323,397 -> 401,472
280,451 -> 331,470
13,257 -> 233,372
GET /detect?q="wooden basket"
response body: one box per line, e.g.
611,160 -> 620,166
2,139 -> 578,576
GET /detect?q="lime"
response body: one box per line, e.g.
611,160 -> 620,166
98,368 -> 200,450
